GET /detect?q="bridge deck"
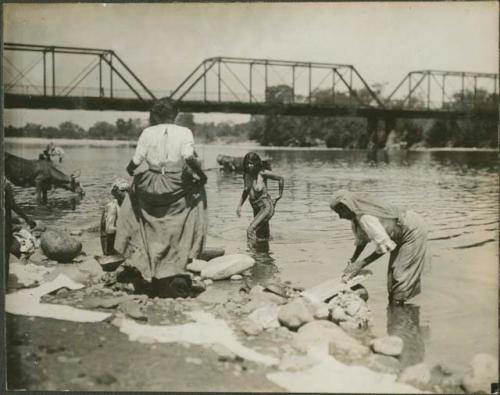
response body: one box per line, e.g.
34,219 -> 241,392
5,93 -> 498,120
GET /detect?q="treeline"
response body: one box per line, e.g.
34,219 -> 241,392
4,114 -> 250,144
245,86 -> 498,148
4,87 -> 498,148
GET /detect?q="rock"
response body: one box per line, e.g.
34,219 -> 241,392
339,319 -> 364,332
119,300 -> 147,321
230,274 -> 243,281
70,229 -> 82,236
279,354 -> 318,372
292,320 -> 369,361
185,357 -> 203,365
212,344 -> 239,362
462,353 -> 498,394
278,298 -> 314,330
186,259 -> 209,273
81,295 -> 133,309
94,373 -> 117,385
351,284 -> 369,302
248,305 -> 281,330
41,229 -> 82,263
241,319 -> 263,336
370,336 -> 404,357
203,279 -> 213,286
328,291 -> 371,328
398,363 -> 433,390
198,248 -> 225,261
313,304 -> 330,320
242,286 -> 286,313
201,254 -> 255,280
363,354 -> 400,374
196,288 -> 228,304
57,355 -> 81,364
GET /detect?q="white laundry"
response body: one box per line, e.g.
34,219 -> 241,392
267,348 -> 423,393
118,311 -> 278,366
6,274 -> 111,322
9,261 -> 54,287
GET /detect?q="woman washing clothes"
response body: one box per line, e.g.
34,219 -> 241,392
114,99 -> 208,298
236,152 -> 284,241
330,190 -> 429,304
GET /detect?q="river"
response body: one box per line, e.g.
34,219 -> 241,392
5,138 -> 498,375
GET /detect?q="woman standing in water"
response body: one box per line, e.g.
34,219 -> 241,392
330,189 -> 429,304
114,99 -> 208,298
236,152 -> 284,241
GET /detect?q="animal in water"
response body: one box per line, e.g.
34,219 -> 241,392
216,154 -> 272,172
4,152 -> 84,203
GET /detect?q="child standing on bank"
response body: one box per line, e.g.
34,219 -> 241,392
100,178 -> 130,255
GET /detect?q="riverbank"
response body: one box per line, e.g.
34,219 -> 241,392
7,227 -> 492,393
4,137 -> 497,152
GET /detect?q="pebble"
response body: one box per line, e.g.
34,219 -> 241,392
241,319 -> 263,336
70,230 -> 83,236
370,336 -> 404,357
313,305 -> 330,320
57,355 -> 81,364
185,357 -> 203,365
230,274 -> 243,281
94,373 -> 117,385
203,279 -> 213,286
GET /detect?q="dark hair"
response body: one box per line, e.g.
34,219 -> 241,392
149,98 -> 178,125
243,152 -> 263,175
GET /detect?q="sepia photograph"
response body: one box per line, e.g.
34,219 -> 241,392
2,2 -> 498,393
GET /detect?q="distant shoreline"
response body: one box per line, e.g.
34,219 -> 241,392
4,137 -> 498,152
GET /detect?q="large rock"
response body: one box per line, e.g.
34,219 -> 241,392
186,259 -> 209,273
200,254 -> 255,280
292,320 -> 369,361
198,248 -> 225,261
242,286 -> 286,313
248,305 -> 281,330
370,336 -> 404,357
196,288 -> 228,304
41,229 -> 82,263
278,298 -> 314,330
462,353 -> 498,394
397,363 -> 433,390
363,353 -> 401,374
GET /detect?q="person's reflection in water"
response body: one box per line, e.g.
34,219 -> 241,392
387,303 -> 426,367
246,238 -> 279,282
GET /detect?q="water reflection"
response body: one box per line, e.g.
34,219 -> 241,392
387,303 -> 426,367
246,238 -> 278,282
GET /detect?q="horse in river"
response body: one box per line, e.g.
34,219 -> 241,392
4,152 -> 85,203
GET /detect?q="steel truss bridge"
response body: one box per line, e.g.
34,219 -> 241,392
4,43 -> 499,125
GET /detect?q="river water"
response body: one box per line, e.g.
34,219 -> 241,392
5,139 -> 498,375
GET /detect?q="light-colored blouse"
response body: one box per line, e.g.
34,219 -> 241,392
132,124 -> 195,167
352,214 -> 397,254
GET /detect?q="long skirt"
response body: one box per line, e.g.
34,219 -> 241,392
114,168 -> 207,281
249,195 -> 275,240
387,210 -> 429,302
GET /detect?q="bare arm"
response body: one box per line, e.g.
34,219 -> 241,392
350,242 -> 367,263
262,170 -> 284,204
236,186 -> 250,217
185,156 -> 208,186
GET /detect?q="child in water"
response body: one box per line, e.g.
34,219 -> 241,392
236,152 -> 284,241
100,178 -> 130,255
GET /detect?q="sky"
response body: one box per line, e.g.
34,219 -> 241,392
3,2 -> 499,128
